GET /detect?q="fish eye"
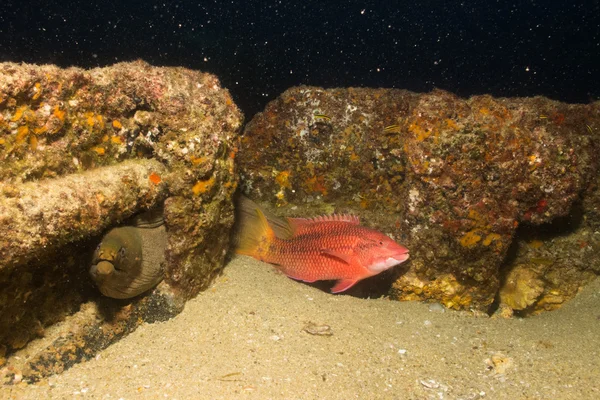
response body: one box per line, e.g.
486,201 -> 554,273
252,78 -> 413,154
379,241 -> 383,245
118,247 -> 126,257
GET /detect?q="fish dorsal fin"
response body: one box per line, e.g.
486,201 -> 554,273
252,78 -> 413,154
287,214 -> 360,234
311,214 -> 360,224
235,195 -> 294,240
234,199 -> 277,256
266,214 -> 294,239
255,208 -> 275,241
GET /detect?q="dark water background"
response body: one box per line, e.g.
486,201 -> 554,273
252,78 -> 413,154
1,0 -> 598,117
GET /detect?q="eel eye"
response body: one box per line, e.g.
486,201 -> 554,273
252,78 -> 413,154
118,247 -> 126,257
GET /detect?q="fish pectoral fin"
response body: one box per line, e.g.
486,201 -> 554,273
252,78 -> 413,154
331,279 -> 359,293
319,248 -> 352,265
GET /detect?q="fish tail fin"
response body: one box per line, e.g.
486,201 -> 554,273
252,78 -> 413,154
233,195 -> 277,257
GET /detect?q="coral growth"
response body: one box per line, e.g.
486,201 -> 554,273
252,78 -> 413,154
499,264 -> 545,310
498,208 -> 600,315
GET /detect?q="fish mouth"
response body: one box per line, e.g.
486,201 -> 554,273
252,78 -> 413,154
368,252 -> 409,273
392,252 -> 409,264
388,245 -> 410,265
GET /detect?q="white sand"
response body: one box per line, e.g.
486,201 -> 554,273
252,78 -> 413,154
3,256 -> 600,399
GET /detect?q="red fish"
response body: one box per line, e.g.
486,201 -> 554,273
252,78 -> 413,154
234,196 -> 409,293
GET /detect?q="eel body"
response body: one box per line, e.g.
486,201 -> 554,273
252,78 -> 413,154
90,210 -> 166,299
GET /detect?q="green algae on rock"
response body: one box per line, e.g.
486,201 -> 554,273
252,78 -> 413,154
238,86 -> 600,312
0,61 -> 243,375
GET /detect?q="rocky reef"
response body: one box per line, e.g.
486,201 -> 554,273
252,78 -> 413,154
0,61 -> 242,379
2,66 -> 599,381
238,86 -> 600,314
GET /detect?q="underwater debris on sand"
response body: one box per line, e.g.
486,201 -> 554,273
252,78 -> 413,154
9,293 -> 182,383
238,86 -> 600,311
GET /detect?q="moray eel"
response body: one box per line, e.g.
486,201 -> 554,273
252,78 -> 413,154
90,211 -> 166,299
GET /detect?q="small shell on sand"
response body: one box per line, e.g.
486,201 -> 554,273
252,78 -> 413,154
302,322 -> 333,336
485,352 -> 514,375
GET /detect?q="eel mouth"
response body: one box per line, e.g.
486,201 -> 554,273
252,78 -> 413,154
93,260 -> 116,277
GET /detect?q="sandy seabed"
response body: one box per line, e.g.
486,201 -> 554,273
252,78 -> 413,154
2,256 -> 599,400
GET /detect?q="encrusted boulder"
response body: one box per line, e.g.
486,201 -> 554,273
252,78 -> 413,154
238,86 -> 599,313
0,61 -> 242,378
